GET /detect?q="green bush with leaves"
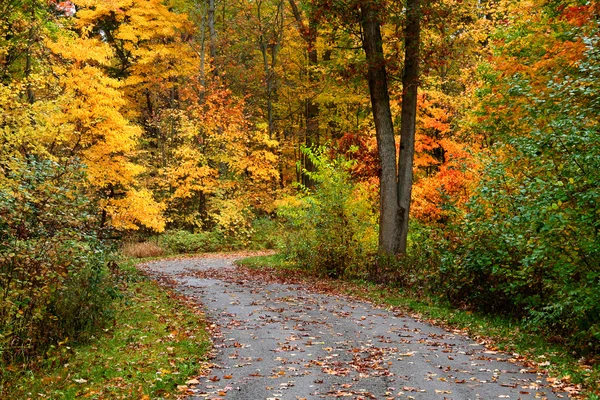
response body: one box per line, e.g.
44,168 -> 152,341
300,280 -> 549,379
0,159 -> 116,362
277,148 -> 377,278
434,15 -> 600,355
248,217 -> 280,250
158,230 -> 225,254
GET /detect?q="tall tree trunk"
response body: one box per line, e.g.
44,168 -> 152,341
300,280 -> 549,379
360,0 -> 400,255
258,0 -> 284,140
197,4 -> 207,89
288,0 -> 319,188
397,0 -> 421,253
208,0 -> 217,60
303,16 -> 319,188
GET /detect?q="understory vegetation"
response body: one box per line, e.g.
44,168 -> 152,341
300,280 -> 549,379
0,159 -> 117,363
0,260 -> 210,399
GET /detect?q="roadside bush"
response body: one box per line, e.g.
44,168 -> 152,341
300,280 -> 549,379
158,214 -> 280,254
375,222 -> 448,292
0,159 -> 116,362
416,19 -> 600,356
159,230 -> 225,254
277,148 -> 377,278
248,217 -> 280,250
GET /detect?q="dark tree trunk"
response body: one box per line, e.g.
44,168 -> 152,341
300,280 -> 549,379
303,16 -> 319,188
397,0 -> 421,253
360,0 -> 400,255
208,0 -> 217,60
288,0 -> 319,188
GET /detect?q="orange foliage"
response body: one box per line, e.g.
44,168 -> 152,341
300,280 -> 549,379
412,140 -> 479,223
333,133 -> 379,181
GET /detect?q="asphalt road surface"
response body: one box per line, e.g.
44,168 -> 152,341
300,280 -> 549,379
142,255 -> 567,400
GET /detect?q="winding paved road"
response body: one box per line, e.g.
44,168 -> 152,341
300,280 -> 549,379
142,254 -> 566,400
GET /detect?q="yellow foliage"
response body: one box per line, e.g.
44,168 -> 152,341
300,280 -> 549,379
0,15 -> 171,232
103,188 -> 166,232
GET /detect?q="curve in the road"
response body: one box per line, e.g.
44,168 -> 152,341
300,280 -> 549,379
142,255 -> 567,400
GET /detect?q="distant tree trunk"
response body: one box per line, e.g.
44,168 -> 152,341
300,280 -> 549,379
360,0 -> 400,255
197,3 -> 207,89
208,0 -> 217,60
304,20 -> 319,188
397,0 -> 421,253
257,0 -> 284,140
288,0 -> 318,188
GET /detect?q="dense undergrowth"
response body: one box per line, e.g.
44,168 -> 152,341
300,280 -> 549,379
121,216 -> 280,259
0,159 -> 117,363
0,159 -> 211,398
0,260 -> 210,398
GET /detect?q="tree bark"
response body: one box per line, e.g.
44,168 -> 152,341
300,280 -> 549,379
288,0 -> 319,188
397,0 -> 421,253
360,0 -> 400,255
303,21 -> 319,188
208,0 -> 217,60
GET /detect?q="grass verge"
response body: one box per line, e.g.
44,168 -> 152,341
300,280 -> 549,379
238,253 -> 600,399
0,259 -> 211,399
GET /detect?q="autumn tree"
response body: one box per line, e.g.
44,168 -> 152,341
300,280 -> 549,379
74,0 -> 280,233
0,1 -> 118,361
357,0 -> 421,255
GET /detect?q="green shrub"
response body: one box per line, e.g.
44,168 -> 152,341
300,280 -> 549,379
277,148 -> 377,278
406,20 -> 600,356
159,229 -> 233,254
248,217 -> 280,250
0,159 -> 116,362
158,215 -> 280,254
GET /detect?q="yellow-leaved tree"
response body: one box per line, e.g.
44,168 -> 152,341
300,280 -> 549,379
47,24 -> 166,231
0,1 -> 165,232
73,0 -> 279,235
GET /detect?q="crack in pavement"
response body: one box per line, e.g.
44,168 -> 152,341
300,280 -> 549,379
142,255 -> 567,400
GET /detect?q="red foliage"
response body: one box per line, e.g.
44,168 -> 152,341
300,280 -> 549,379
560,5 -> 594,27
332,133 -> 380,181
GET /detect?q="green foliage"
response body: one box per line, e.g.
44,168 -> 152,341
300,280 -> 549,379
247,217 -> 280,250
157,216 -> 279,255
0,159 -> 116,362
159,230 -> 226,254
465,20 -> 597,354
408,13 -> 600,356
375,222 -> 447,290
277,148 -> 377,278
1,264 -> 210,399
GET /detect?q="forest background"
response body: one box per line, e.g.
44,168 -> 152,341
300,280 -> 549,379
1,0 -> 598,377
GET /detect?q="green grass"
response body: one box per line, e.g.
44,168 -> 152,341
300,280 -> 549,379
238,254 -> 600,399
0,260 -> 211,399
